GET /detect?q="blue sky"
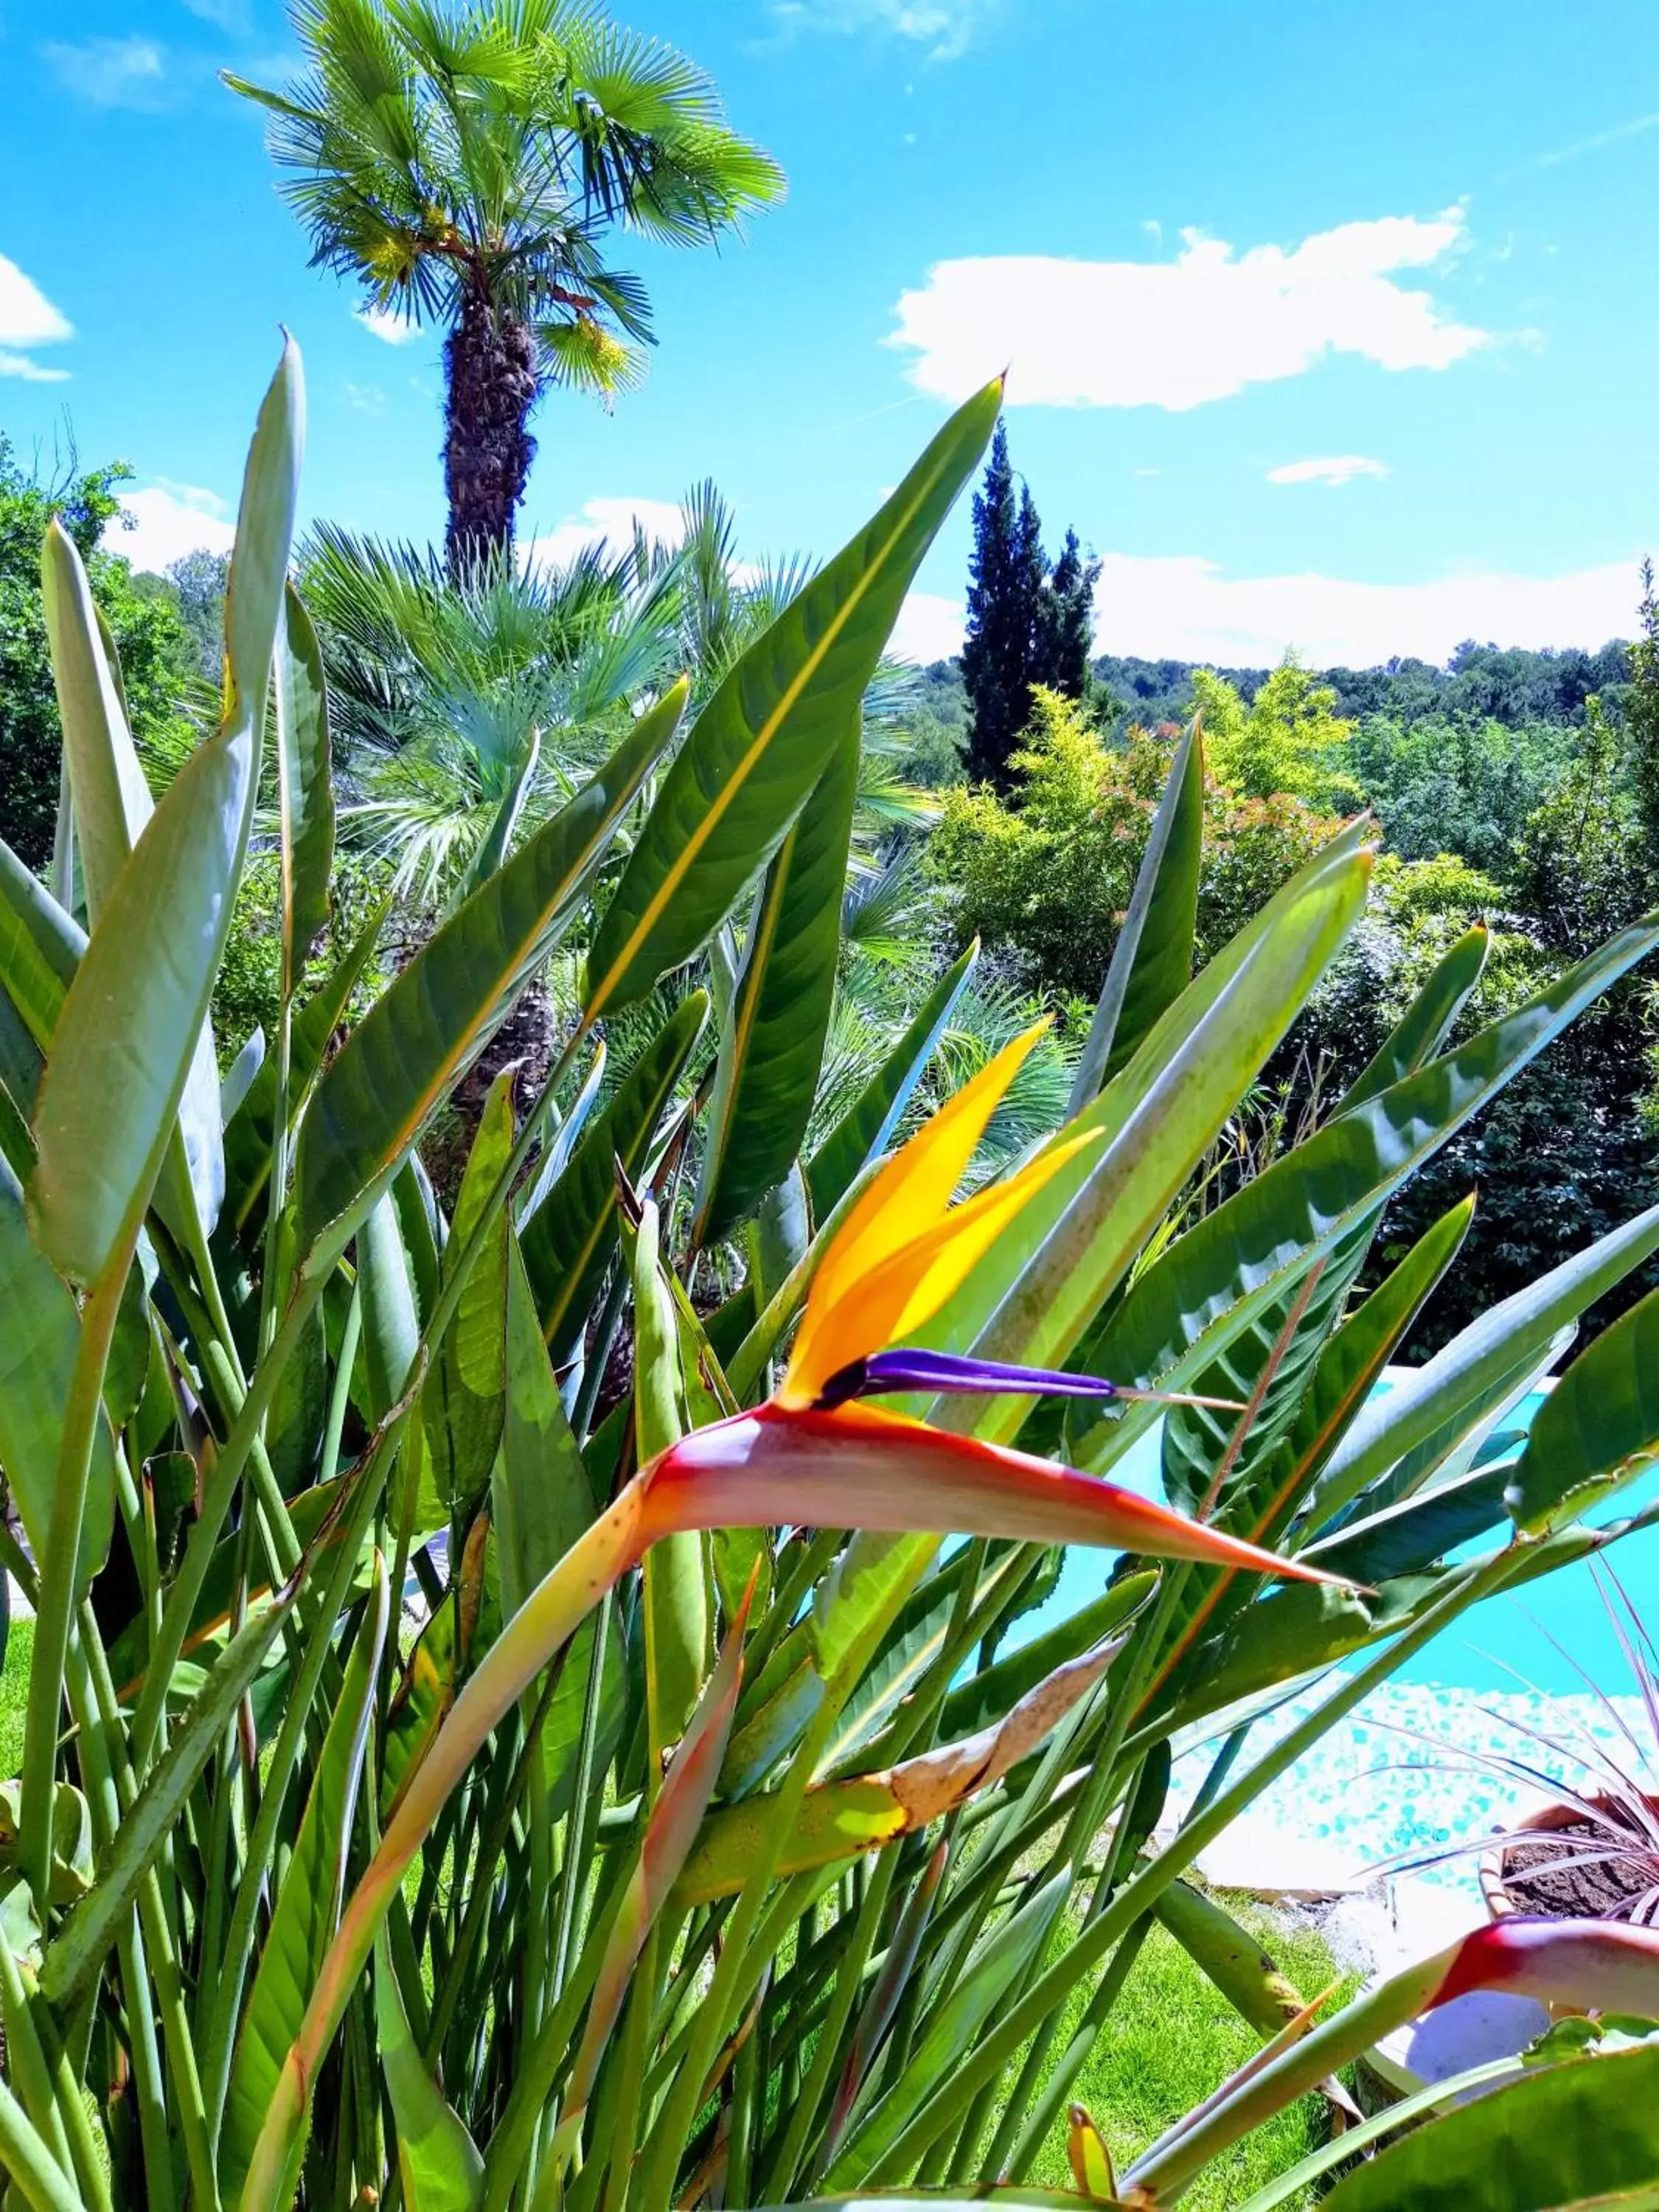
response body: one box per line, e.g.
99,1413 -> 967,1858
3,0 -> 1657,667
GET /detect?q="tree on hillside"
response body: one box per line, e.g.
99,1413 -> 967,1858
960,422 -> 1097,788
1192,657 -> 1357,807
1626,559 -> 1659,882
229,1 -> 783,573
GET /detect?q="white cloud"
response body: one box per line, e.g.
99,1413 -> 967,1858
41,36 -> 170,110
890,591 -> 967,664
1267,454 -> 1390,487
888,211 -> 1490,409
768,1 -> 995,60
181,0 -> 252,27
523,496 -> 687,571
889,555 -> 1644,671
1091,552 -> 1643,668
105,483 -> 237,574
344,380 -> 386,414
355,304 -> 420,346
0,254 -> 73,380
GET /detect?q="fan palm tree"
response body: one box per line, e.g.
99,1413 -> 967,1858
227,1 -> 783,570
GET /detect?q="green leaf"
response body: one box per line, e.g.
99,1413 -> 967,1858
1070,913 -> 1659,1475
29,344 -> 304,1287
0,834 -> 81,1054
1315,1198 -> 1659,1525
805,938 -> 978,1222
583,380 -> 1001,1018
0,1155 -> 114,1593
221,1557 -> 389,2208
634,1197 -> 709,1751
1318,2043 -> 1659,2211
519,991 -> 709,1364
225,341 -> 305,754
1340,922 -> 1489,1112
422,1070 -> 515,1518
935,1570 -> 1159,1742
695,720 -> 860,1242
493,1231 -> 622,1817
1507,1284 -> 1659,1535
457,729 -> 539,906
223,896 -> 390,1235
275,582 -> 335,978
824,1871 -> 1070,2188
41,521 -> 153,924
294,686 -> 683,1259
360,1188 -> 423,1429
374,1930 -> 484,2212
1068,714 -> 1202,1113
926,827 -> 1374,1429
1152,1880 -> 1304,2035
40,1573 -> 302,2006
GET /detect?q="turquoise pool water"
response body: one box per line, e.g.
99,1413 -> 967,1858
1029,1374 -> 1659,1696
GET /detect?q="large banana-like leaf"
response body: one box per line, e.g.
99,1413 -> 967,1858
1068,714 -> 1203,1114
1340,921 -> 1488,1112
1312,1197 -> 1659,1524
582,380 -> 1001,1018
220,1557 -> 389,2202
519,991 -> 709,1364
41,521 -> 153,920
0,1155 -> 114,1593
1318,2043 -> 1659,2211
293,683 -> 685,1258
806,937 -> 980,1222
422,1071 -> 515,1520
695,720 -> 860,1244
1070,914 -> 1659,1475
29,341 -> 302,1287
274,581 -> 334,979
1506,1282 -> 1659,1534
922,827 -> 1374,1430
375,1930 -> 485,2212
635,1197 -> 709,1754
0,838 -> 80,1059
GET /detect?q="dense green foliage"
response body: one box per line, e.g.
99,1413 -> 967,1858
4,345 -> 1659,2212
919,616 -> 1659,1353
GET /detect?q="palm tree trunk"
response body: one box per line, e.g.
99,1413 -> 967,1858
444,289 -> 538,576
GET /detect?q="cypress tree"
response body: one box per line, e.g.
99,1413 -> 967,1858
961,423 -> 1098,788
1034,526 -> 1102,702
961,422 -> 1048,787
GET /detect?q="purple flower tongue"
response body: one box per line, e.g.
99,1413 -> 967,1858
814,1349 -> 1249,1415
831,1349 -> 1124,1403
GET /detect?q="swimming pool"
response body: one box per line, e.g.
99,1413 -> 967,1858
1028,1371 -> 1659,1697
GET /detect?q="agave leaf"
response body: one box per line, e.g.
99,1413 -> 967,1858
583,381 -> 1001,1018
220,1557 -> 389,2204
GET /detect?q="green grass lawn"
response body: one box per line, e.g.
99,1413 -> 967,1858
1015,1902 -> 1353,2208
0,1615 -> 31,1778
0,1624 -> 1344,2204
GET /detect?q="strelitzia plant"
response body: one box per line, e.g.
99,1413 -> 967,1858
3,333 -> 1659,2212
